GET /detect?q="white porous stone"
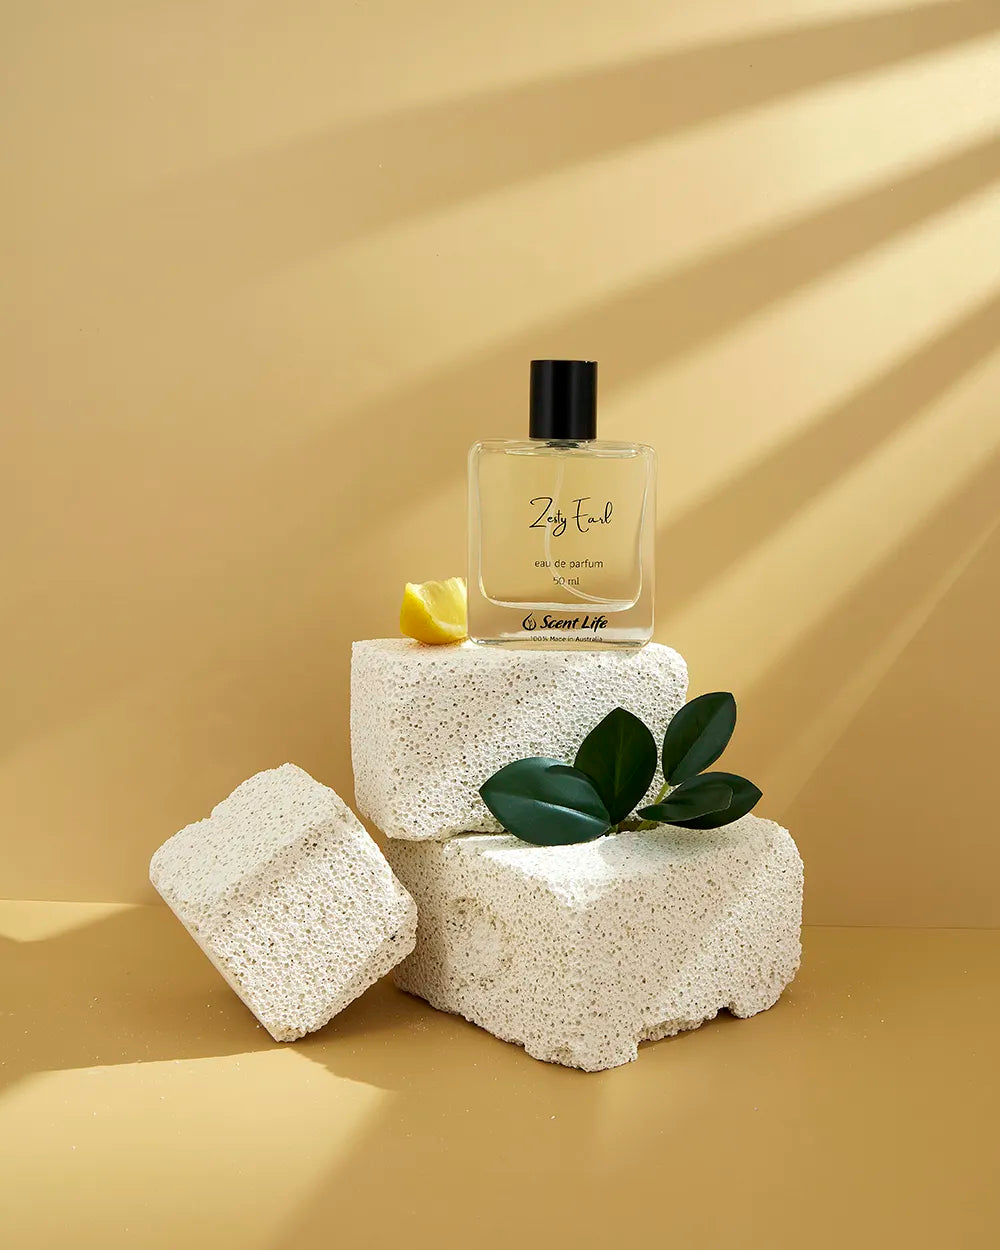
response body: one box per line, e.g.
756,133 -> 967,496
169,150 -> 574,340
387,816 -> 802,1071
351,639 -> 688,841
150,764 -> 416,1041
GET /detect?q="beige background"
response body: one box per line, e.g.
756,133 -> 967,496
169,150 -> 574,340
3,0 -> 999,925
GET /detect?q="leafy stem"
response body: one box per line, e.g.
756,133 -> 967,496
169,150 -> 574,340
478,692 -> 763,847
615,779 -> 672,832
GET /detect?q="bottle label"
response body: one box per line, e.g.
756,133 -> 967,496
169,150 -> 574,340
522,612 -> 610,634
528,496 -> 614,536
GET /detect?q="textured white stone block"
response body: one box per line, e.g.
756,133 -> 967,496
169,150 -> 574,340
150,764 -> 416,1041
387,816 -> 802,1071
351,639 -> 688,841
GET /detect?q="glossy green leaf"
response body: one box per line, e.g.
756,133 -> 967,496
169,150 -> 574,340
638,775 -> 733,825
667,772 -> 762,828
479,757 -> 611,846
661,692 -> 737,784
573,707 -> 658,825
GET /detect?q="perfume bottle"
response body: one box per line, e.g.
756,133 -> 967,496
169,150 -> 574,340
468,360 -> 655,648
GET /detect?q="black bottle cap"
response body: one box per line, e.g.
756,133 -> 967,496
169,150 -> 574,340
529,360 -> 597,440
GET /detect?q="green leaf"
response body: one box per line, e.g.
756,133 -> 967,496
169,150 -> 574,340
638,775 -> 733,825
667,772 -> 762,828
479,757 -> 612,846
661,691 -> 737,784
573,707 -> 658,825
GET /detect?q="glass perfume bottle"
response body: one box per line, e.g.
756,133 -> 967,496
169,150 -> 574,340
468,360 -> 655,649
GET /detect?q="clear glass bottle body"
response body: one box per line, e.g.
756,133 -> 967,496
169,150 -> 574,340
468,438 -> 656,649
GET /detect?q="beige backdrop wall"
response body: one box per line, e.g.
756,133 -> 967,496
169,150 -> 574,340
3,0 -> 999,925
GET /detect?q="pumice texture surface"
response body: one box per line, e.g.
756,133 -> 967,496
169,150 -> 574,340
150,763 -> 416,1041
387,816 -> 803,1071
351,638 -> 688,841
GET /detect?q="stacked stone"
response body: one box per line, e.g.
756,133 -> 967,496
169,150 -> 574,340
350,640 -> 803,1072
150,762 -> 417,1042
150,638 -> 801,1067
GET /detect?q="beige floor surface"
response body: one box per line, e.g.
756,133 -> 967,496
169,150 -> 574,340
2,901 -> 997,1250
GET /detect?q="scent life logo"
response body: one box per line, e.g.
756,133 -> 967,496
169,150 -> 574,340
522,613 -> 609,633
529,496 -> 613,536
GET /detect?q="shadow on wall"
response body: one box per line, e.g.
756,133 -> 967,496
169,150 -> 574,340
130,0 -> 1000,282
743,447 -> 1000,778
6,2 -> 1000,905
655,288 -> 1000,611
782,516 -> 1000,927
250,131 -> 1000,535
4,133 -> 999,904
12,131 -> 999,771
739,449 -> 1000,925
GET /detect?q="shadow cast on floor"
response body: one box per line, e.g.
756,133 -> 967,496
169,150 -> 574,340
1,895 -> 760,1097
0,906 -> 278,1091
7,912 -> 998,1248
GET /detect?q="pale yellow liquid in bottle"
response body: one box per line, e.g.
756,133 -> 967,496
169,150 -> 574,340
468,440 -> 655,648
